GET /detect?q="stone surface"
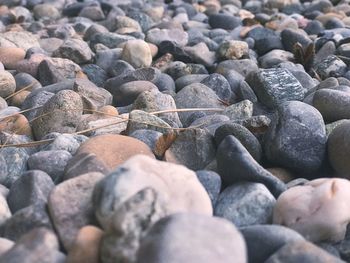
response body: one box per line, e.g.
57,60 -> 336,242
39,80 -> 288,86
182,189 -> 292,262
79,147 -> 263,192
273,178 -> 350,242
328,121 -> 350,178
121,40 -> 152,68
66,225 -> 103,263
32,90 -> 83,140
196,170 -> 221,206
246,68 -> 306,109
264,101 -> 327,174
217,135 -> 286,198
48,172 -> 105,250
215,182 -> 276,227
93,155 -> 212,230
0,71 -> 16,99
7,170 -> 54,213
165,128 -> 216,170
75,134 -> 155,171
27,150 -> 72,183
137,213 -> 247,263
240,224 -> 304,263
265,240 -> 344,263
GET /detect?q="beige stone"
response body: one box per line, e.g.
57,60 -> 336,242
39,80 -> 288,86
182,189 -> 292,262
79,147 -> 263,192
0,114 -> 32,137
121,40 -> 152,68
66,226 -> 103,263
10,90 -> 30,107
76,134 -> 155,170
0,47 -> 25,70
273,178 -> 350,242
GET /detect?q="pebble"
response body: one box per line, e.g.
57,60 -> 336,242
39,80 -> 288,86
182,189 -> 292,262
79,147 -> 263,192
0,0 -> 348,261
273,178 -> 350,242
215,182 -> 276,227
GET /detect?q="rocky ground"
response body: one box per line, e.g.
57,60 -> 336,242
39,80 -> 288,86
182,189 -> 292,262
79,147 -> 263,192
0,0 -> 349,262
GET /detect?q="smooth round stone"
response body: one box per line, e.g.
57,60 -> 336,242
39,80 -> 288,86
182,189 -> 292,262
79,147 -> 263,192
208,14 -> 241,30
0,238 -> 14,257
121,39 -> 152,68
273,178 -> 350,242
215,182 -> 276,227
0,47 -> 25,70
75,134 -> 155,170
14,72 -> 41,92
1,112 -> 32,136
81,64 -> 108,87
264,101 -> 327,174
137,213 -> 247,263
31,90 -> 83,140
217,40 -> 249,60
0,71 -> 15,98
146,28 -> 188,47
313,89 -> 350,122
33,4 -> 60,20
328,121 -> 350,177
200,73 -> 233,102
281,28 -> 313,53
240,225 -> 304,263
66,226 -> 103,263
93,155 -> 212,230
216,59 -> 259,78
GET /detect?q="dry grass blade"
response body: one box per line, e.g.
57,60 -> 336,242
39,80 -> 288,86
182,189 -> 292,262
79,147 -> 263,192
4,81 -> 36,101
0,106 -> 222,148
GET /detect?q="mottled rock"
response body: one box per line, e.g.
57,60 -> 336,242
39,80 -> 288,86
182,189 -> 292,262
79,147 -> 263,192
264,101 -> 326,174
215,182 -> 276,227
0,71 -> 15,99
54,38 -> 93,64
48,172 -> 105,250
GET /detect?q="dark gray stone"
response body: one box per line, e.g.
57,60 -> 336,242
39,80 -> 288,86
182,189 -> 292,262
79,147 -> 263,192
214,182 -> 276,227
208,14 -> 241,30
281,28 -> 313,53
246,68 -> 306,109
7,170 -> 54,213
240,224 -> 305,263
27,150 -> 72,183
315,55 -> 348,79
165,128 -> 216,171
81,64 -> 108,87
216,135 -> 286,198
39,133 -> 87,155
214,123 -> 262,162
200,73 -> 233,103
54,38 -> 93,64
1,204 -> 53,241
264,101 -> 327,174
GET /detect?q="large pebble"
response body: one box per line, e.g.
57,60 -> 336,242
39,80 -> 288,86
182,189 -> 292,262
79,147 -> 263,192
121,39 -> 152,68
93,154 -> 212,230
48,172 -> 105,250
75,134 -> 154,171
0,71 -> 15,99
264,101 -> 326,174
273,178 -> 350,242
215,182 -> 276,227
137,213 -> 247,263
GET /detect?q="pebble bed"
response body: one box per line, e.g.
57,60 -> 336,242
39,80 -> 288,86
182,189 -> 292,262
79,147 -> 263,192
0,0 -> 349,262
